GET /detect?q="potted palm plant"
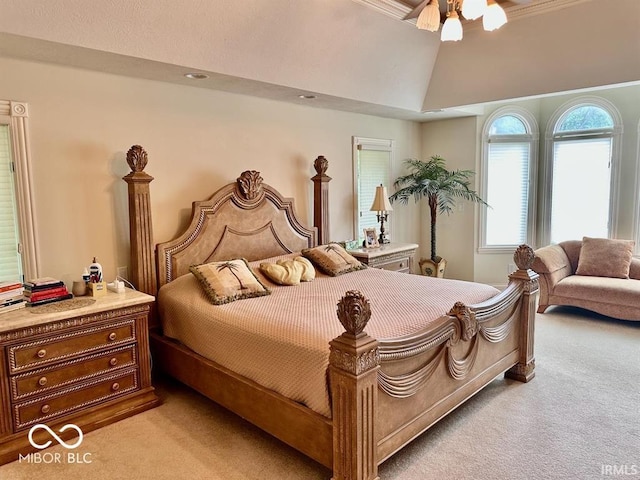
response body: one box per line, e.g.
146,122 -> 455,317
389,155 -> 487,277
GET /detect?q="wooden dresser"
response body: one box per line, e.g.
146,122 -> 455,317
348,242 -> 418,273
0,289 -> 160,464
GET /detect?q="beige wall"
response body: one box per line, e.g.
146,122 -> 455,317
0,57 -> 422,286
423,85 -> 640,286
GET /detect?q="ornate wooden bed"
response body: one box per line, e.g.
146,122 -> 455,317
124,145 -> 538,480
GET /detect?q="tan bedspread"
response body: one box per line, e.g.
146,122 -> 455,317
158,258 -> 500,418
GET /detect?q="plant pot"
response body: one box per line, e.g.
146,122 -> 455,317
419,257 -> 447,278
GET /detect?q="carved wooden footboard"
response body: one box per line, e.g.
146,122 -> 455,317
328,247 -> 537,479
124,146 -> 537,480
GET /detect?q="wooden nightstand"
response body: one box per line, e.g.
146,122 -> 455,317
0,289 -> 160,464
348,243 -> 418,273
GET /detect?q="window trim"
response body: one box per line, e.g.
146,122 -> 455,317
478,106 -> 538,254
0,101 -> 39,280
541,96 -> 623,245
352,137 -> 393,242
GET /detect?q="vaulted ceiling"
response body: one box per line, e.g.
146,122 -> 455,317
0,0 -> 638,121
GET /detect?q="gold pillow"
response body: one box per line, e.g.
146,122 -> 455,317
575,237 -> 635,279
302,243 -> 365,277
190,258 -> 270,304
260,257 -> 316,285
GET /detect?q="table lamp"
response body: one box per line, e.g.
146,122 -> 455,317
370,184 -> 393,244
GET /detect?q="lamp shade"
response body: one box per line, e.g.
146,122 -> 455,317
483,0 -> 507,31
370,185 -> 393,212
461,0 -> 487,20
441,11 -> 463,42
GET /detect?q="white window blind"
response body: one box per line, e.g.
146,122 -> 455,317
486,142 -> 530,245
550,137 -> 612,243
480,109 -> 537,252
356,147 -> 391,240
0,124 -> 23,282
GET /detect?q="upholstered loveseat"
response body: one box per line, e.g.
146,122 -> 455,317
532,238 -> 640,321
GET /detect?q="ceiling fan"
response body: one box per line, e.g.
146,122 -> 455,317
403,0 -> 532,41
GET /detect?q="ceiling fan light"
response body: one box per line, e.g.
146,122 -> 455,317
483,0 -> 507,31
416,0 -> 441,32
461,0 -> 487,21
441,11 -> 463,42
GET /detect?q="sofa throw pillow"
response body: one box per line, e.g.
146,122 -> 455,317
260,256 -> 316,286
302,243 -> 365,277
575,237 -> 635,279
190,258 -> 270,304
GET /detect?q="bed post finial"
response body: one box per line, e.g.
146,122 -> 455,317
123,145 -> 158,296
329,290 -> 380,480
312,156 -> 331,245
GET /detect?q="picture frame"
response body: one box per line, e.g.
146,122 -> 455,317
363,227 -> 379,249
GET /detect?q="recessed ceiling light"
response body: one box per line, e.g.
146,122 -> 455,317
184,73 -> 209,80
298,94 -> 317,99
424,109 -> 444,113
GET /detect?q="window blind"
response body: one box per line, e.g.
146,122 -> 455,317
357,148 -> 390,239
0,125 -> 22,282
485,142 -> 530,246
550,137 -> 612,243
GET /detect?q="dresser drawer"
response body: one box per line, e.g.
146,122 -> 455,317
7,319 -> 136,374
10,345 -> 137,401
13,368 -> 139,430
377,257 -> 411,272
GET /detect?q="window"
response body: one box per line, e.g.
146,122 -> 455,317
544,98 -> 622,244
0,125 -> 22,282
0,101 -> 39,282
480,107 -> 538,252
352,137 -> 393,242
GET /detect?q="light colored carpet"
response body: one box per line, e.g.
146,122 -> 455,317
2,307 -> 638,480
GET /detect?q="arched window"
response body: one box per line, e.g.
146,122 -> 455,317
480,107 -> 538,251
545,98 -> 622,244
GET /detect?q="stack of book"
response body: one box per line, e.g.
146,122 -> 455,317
24,277 -> 72,307
0,281 -> 26,313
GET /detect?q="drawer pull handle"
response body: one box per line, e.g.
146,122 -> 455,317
111,382 -> 120,391
38,377 -> 48,386
399,262 -> 404,268
109,357 -> 118,367
36,349 -> 47,359
108,332 -> 117,341
41,404 -> 50,414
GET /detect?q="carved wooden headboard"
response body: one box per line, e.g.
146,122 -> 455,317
124,146 -> 331,293
156,170 -> 316,287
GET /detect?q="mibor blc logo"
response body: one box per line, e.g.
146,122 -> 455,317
19,423 -> 92,464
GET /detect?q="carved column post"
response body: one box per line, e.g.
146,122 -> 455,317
312,156 -> 331,245
329,291 -> 380,480
505,245 -> 539,383
123,145 -> 157,296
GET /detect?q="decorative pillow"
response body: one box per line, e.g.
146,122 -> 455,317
575,237 -> 635,279
190,258 -> 270,304
260,257 -> 316,286
302,243 -> 365,277
260,259 -> 303,286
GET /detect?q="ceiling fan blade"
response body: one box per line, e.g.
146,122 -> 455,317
402,0 -> 432,20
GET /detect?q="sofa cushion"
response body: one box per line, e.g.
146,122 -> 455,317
575,237 -> 635,279
554,275 -> 640,309
532,244 -> 569,274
